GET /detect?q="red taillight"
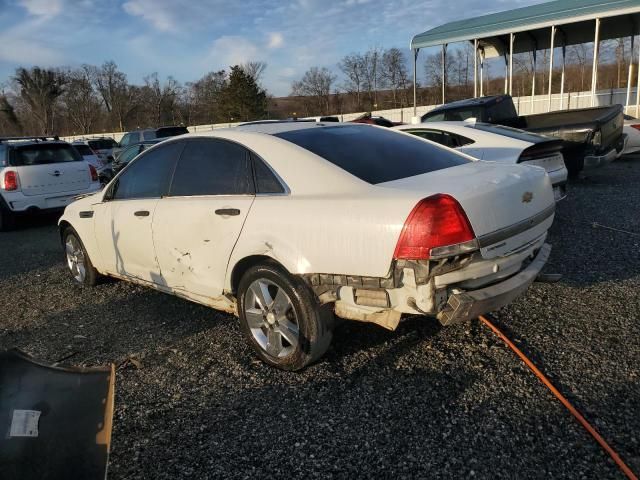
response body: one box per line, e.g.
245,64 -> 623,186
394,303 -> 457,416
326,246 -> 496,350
4,171 -> 18,191
631,124 -> 640,131
89,164 -> 98,182
393,194 -> 476,260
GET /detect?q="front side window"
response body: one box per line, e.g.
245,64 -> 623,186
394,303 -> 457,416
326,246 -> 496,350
275,125 -> 470,184
111,141 -> 184,200
119,134 -> 132,147
169,138 -> 253,196
422,112 -> 445,122
118,145 -> 143,165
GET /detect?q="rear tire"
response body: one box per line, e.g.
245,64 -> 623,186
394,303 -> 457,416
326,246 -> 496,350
63,227 -> 99,286
0,205 -> 16,232
237,262 -> 333,371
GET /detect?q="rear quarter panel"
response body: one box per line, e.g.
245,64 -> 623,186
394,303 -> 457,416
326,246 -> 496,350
227,192 -> 420,287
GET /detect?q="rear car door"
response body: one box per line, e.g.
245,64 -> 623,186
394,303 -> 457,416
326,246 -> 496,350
93,141 -> 184,283
152,138 -> 255,299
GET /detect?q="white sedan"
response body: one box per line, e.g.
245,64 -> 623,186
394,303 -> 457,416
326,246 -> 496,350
622,114 -> 640,155
59,123 -> 554,370
394,122 -> 568,201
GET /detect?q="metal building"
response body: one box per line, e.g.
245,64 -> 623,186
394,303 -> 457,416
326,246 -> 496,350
410,0 -> 640,116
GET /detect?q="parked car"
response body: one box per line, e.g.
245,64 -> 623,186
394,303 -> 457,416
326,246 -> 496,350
1,136 -> 101,231
622,114 -> 640,155
113,126 -> 189,158
350,113 -> 402,127
421,95 -> 625,177
85,137 -> 118,162
71,140 -> 113,184
111,139 -> 163,173
394,121 -> 568,201
59,123 -> 554,370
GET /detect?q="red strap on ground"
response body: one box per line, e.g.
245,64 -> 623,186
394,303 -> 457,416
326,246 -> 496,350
478,315 -> 638,480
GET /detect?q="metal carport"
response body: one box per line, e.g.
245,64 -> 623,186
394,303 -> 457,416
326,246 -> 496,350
410,0 -> 640,117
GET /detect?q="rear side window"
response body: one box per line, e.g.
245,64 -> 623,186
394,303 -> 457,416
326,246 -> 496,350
142,130 -> 156,141
73,144 -> 94,156
10,143 -> 81,166
252,154 -> 285,194
111,141 -> 184,200
169,139 -> 253,196
275,125 -> 470,184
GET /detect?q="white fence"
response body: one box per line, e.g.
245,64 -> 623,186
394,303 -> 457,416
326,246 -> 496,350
61,87 -> 640,143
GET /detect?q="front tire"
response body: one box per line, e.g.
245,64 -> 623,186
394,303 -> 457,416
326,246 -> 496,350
63,227 -> 99,286
238,262 -> 333,371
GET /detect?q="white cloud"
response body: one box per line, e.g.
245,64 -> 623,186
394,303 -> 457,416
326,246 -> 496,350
122,0 -> 177,32
268,32 -> 284,49
19,0 -> 63,16
205,35 -> 259,69
0,18 -> 65,65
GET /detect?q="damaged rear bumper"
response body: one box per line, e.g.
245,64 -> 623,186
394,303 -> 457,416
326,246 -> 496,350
437,243 -> 551,325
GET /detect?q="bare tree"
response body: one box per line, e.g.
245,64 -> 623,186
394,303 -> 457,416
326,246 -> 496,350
63,65 -> 101,134
241,61 -> 267,85
362,48 -> 383,108
380,48 -> 410,107
339,53 -> 366,109
291,67 -> 336,115
90,61 -> 138,131
13,67 -> 66,134
142,73 -> 181,126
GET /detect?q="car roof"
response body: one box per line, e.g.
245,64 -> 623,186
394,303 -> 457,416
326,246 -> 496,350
234,121 -> 356,135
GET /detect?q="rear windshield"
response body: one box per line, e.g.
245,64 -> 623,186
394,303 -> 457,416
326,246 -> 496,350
73,144 -> 94,156
470,123 -> 550,143
11,143 -> 82,166
88,139 -> 117,150
275,125 -> 470,184
156,127 -> 188,138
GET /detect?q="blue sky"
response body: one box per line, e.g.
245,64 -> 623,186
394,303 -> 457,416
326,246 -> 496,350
0,0 -> 541,96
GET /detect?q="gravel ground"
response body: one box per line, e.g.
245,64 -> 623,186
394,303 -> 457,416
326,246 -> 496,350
1,158 -> 639,479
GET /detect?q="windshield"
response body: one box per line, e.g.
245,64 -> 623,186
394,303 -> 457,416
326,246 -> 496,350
156,127 -> 188,138
88,139 -> 117,150
470,123 -> 551,143
11,143 -> 82,166
73,144 -> 94,156
275,125 -> 470,184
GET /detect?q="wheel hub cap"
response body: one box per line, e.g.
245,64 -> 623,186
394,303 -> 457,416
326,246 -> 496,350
244,278 -> 299,358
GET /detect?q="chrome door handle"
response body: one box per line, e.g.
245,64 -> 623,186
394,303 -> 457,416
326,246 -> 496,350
134,210 -> 150,217
215,208 -> 240,216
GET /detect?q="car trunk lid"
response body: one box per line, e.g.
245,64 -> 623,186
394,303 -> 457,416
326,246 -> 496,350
380,161 -> 555,259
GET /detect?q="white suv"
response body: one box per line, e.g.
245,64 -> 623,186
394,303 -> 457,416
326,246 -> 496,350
0,136 -> 101,230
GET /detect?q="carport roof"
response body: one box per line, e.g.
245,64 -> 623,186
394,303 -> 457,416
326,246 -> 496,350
411,0 -> 640,56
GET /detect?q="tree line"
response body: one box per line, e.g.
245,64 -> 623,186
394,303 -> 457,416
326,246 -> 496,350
0,40 -> 635,137
0,61 -> 268,136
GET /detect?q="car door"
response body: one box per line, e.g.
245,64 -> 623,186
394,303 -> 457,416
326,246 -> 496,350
152,138 -> 255,299
93,141 -> 185,284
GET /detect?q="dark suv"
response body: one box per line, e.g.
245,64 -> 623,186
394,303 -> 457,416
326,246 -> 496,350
113,126 -> 188,158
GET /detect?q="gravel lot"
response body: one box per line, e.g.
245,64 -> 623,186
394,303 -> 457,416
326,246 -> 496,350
1,158 -> 639,479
